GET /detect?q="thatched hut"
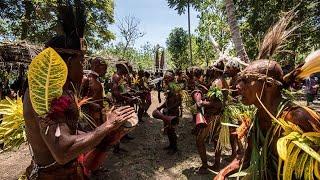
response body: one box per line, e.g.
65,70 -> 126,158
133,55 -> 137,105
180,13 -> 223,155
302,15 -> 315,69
0,41 -> 42,98
0,41 -> 42,66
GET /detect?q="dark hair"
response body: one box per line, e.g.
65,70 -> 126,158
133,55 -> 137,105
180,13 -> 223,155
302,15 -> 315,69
144,71 -> 150,78
194,68 -> 203,78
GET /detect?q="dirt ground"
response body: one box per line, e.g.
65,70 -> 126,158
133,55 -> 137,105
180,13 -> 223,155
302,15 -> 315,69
0,91 -> 218,180
1,92 -> 319,179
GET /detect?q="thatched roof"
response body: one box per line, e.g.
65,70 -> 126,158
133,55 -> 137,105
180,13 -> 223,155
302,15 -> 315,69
0,41 -> 42,64
0,41 -> 150,72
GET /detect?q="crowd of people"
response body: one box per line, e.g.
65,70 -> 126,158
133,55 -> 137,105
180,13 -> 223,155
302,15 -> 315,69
14,1 -> 320,180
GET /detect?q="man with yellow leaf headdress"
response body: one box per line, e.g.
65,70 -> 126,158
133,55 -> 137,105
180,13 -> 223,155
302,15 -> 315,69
23,1 -> 137,179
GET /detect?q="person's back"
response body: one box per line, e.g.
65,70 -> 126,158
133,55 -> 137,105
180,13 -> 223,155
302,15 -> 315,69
24,89 -> 59,166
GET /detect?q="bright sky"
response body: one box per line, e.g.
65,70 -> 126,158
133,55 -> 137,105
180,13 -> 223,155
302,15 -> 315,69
109,0 -> 199,48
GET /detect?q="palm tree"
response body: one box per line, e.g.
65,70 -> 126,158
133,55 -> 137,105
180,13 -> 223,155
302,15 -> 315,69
167,0 -> 196,65
225,0 -> 250,62
187,0 -> 193,65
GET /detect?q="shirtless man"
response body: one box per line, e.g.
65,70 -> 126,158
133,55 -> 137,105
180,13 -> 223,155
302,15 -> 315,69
156,71 -> 182,155
214,59 -> 320,180
23,2 -> 136,179
111,62 -> 138,152
194,61 -> 229,173
223,59 -> 243,159
135,70 -> 151,121
111,62 -> 137,106
143,71 -> 152,115
175,69 -> 187,116
224,59 -> 242,97
81,57 -> 108,128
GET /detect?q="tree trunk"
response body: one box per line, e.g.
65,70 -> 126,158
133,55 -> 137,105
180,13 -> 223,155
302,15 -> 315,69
225,0 -> 250,62
187,0 -> 193,66
21,0 -> 33,40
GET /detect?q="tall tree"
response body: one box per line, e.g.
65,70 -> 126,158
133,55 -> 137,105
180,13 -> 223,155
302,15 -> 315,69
225,0 -> 249,62
166,27 -> 189,69
167,0 -> 201,65
0,0 -> 115,50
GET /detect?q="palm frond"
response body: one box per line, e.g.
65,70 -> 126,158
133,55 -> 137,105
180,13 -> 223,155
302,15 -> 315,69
0,96 -> 25,152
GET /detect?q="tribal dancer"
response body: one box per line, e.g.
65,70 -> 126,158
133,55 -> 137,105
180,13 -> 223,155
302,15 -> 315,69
224,58 -> 242,96
81,57 -> 108,129
23,1 -> 136,179
223,59 -> 243,160
111,62 -> 138,106
215,11 -> 320,180
155,71 -> 182,155
176,69 -> 187,117
143,71 -> 152,115
193,61 -> 229,173
215,58 -> 320,180
155,71 -> 163,103
136,70 -> 150,122
111,62 -> 138,153
186,67 -> 195,91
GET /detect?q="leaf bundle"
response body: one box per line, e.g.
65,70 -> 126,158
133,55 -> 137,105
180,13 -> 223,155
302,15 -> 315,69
0,97 -> 25,151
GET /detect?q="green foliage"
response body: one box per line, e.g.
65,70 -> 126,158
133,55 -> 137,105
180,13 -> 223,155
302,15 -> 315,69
196,0 -> 231,47
167,0 -> 237,67
166,27 -> 190,69
0,0 -> 115,51
0,97 -> 25,152
207,86 -> 223,101
234,0 -> 320,64
99,42 -> 154,71
28,48 -> 68,116
169,0 -> 319,67
195,0 -> 233,66
168,82 -> 182,93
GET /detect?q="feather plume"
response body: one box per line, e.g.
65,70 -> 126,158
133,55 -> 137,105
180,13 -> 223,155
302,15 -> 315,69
57,0 -> 86,50
57,0 -> 75,38
258,10 -> 299,59
283,49 -> 320,82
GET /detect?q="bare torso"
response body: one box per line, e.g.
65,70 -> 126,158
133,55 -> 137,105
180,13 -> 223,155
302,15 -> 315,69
24,89 -> 61,166
24,88 -> 81,166
82,75 -> 104,125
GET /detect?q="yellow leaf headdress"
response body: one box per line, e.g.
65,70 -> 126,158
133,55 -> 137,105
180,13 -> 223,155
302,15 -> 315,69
28,47 -> 68,116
